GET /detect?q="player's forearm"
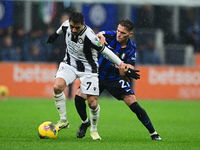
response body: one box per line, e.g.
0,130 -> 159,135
101,46 -> 122,66
56,26 -> 63,34
127,64 -> 134,70
46,26 -> 62,44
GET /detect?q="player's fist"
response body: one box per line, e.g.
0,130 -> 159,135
47,32 -> 59,44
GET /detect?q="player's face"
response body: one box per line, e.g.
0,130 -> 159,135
69,21 -> 85,36
116,24 -> 133,44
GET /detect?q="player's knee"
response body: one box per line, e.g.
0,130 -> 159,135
54,83 -> 64,94
87,95 -> 98,110
88,103 -> 97,110
54,78 -> 66,94
123,94 -> 137,106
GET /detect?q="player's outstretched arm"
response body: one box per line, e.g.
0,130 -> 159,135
116,63 -> 140,80
101,46 -> 122,66
47,32 -> 59,44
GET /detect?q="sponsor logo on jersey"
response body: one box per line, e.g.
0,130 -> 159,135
68,40 -> 80,54
131,57 -> 136,60
108,45 -> 114,50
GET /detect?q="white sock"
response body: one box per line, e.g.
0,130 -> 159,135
89,104 -> 100,131
150,131 -> 158,136
82,118 -> 89,124
54,92 -> 67,120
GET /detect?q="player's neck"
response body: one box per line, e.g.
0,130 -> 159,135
120,40 -> 128,48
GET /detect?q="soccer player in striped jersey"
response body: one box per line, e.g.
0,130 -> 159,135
74,19 -> 162,141
47,12 -> 124,132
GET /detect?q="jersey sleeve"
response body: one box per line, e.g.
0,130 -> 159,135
87,29 -> 105,52
87,28 -> 122,66
98,30 -> 116,42
101,46 -> 122,66
125,44 -> 137,66
56,20 -> 69,34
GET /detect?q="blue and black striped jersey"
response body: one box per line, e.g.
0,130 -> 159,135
98,30 -> 137,81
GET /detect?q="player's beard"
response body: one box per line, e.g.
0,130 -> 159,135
72,32 -> 78,36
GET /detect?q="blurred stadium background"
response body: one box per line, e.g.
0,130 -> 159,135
0,0 -> 200,100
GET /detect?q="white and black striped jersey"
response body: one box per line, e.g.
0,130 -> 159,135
56,20 -> 105,73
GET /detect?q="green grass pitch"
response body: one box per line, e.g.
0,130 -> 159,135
0,97 -> 200,150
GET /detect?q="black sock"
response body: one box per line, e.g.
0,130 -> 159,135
75,95 -> 87,121
129,102 -> 155,134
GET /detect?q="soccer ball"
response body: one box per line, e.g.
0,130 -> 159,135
38,121 -> 58,139
0,85 -> 9,97
0,85 -> 9,100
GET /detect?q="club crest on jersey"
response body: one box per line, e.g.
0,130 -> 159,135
121,53 -> 125,59
78,38 -> 83,44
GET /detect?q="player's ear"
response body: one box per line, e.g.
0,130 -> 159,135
83,22 -> 85,26
129,31 -> 133,37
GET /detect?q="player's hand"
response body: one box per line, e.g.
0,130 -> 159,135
116,62 -> 130,82
125,68 -> 140,80
116,62 -> 127,76
97,33 -> 108,45
116,62 -> 140,80
47,32 -> 59,44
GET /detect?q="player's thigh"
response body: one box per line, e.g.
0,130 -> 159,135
76,88 -> 87,99
106,79 -> 134,100
55,62 -> 77,86
79,74 -> 99,96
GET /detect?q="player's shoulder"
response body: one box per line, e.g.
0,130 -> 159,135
128,39 -> 137,49
61,20 -> 69,27
84,25 -> 98,39
85,26 -> 95,35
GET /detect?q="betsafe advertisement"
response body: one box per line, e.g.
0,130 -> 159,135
0,56 -> 200,99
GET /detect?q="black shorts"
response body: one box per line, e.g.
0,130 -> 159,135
99,79 -> 134,100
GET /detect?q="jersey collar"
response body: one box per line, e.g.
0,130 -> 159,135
78,25 -> 87,36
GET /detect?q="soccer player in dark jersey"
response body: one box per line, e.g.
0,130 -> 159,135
47,12 -> 126,132
74,19 -> 162,141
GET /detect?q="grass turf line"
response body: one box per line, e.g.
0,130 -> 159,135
0,97 -> 200,150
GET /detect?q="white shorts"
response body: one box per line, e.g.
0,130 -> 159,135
55,62 -> 99,95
